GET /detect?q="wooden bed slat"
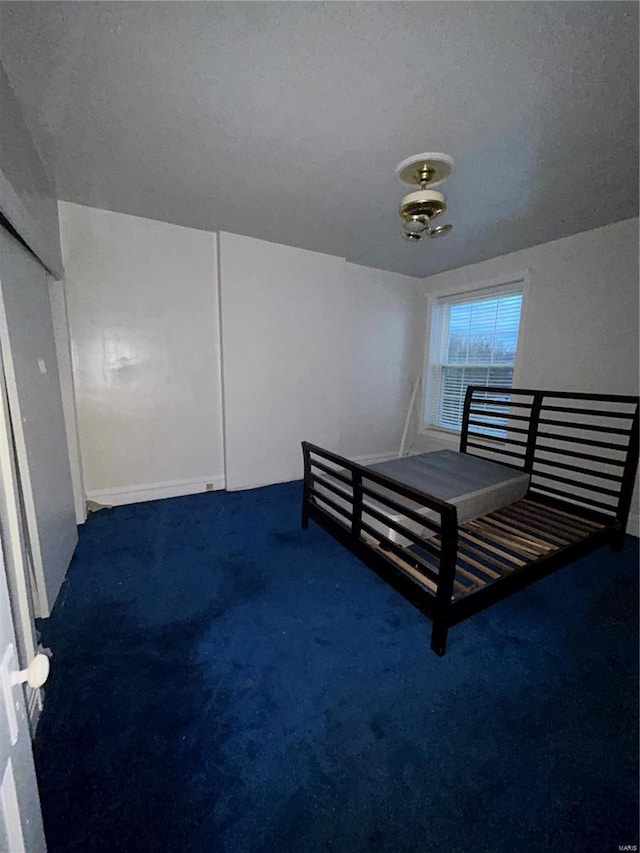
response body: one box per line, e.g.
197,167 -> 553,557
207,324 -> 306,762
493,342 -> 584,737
466,518 -> 540,553
457,529 -> 528,567
361,502 -> 441,558
433,534 -> 515,576
466,521 -> 549,559
471,516 -> 553,554
362,534 -> 440,595
448,497 -> 595,601
453,565 -> 487,588
431,534 -> 504,581
492,507 -> 573,546
455,553 -> 502,582
359,522 -> 441,585
500,502 -> 594,538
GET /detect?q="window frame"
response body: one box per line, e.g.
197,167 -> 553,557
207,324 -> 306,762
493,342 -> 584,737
419,271 -> 530,439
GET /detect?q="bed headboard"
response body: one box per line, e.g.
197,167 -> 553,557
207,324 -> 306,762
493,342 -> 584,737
459,386 -> 639,528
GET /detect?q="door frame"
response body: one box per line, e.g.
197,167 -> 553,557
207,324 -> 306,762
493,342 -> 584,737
0,525 -> 46,852
0,256 -> 49,624
0,343 -> 40,715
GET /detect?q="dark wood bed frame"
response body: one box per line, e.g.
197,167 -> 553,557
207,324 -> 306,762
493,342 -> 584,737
301,386 -> 639,656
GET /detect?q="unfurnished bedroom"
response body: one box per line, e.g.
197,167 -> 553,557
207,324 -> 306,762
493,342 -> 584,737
0,2 -> 637,851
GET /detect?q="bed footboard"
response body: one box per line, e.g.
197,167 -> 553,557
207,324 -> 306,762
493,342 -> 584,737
301,442 -> 458,655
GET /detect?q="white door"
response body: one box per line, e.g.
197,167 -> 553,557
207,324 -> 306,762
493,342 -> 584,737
0,532 -> 46,852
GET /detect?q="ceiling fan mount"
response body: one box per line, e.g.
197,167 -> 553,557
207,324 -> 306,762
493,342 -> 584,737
395,152 -> 454,188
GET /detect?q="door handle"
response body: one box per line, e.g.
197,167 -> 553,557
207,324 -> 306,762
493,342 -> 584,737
11,653 -> 50,689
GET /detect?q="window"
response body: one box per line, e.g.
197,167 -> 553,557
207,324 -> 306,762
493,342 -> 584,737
424,284 -> 524,434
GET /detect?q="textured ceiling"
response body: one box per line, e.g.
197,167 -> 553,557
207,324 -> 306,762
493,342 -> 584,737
0,2 -> 637,278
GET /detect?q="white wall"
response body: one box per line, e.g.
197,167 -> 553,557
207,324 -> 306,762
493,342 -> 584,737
59,202 -> 225,505
58,203 -> 637,530
410,217 -> 640,532
219,232 -> 420,490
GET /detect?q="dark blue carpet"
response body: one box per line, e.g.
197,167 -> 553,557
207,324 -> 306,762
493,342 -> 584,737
34,482 -> 638,852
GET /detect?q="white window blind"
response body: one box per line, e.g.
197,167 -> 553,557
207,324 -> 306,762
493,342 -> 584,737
426,288 -> 523,433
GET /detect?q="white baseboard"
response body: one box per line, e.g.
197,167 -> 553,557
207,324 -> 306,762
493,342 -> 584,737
86,475 -> 225,507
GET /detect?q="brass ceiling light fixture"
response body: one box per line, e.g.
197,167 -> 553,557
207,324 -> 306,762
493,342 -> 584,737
395,153 -> 454,242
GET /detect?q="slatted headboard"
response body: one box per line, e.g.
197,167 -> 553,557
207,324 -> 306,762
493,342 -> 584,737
459,386 -> 639,531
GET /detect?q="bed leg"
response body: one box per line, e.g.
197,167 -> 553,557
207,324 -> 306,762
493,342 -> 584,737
430,622 -> 448,657
301,505 -> 309,530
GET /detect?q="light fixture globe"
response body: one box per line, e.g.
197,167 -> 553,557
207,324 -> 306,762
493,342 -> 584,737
428,223 -> 453,238
402,215 -> 428,235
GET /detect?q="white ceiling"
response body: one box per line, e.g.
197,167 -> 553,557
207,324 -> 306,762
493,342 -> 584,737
0,2 -> 637,278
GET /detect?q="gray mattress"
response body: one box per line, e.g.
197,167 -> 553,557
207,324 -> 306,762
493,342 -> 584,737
367,450 -> 529,519
315,449 -> 530,546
